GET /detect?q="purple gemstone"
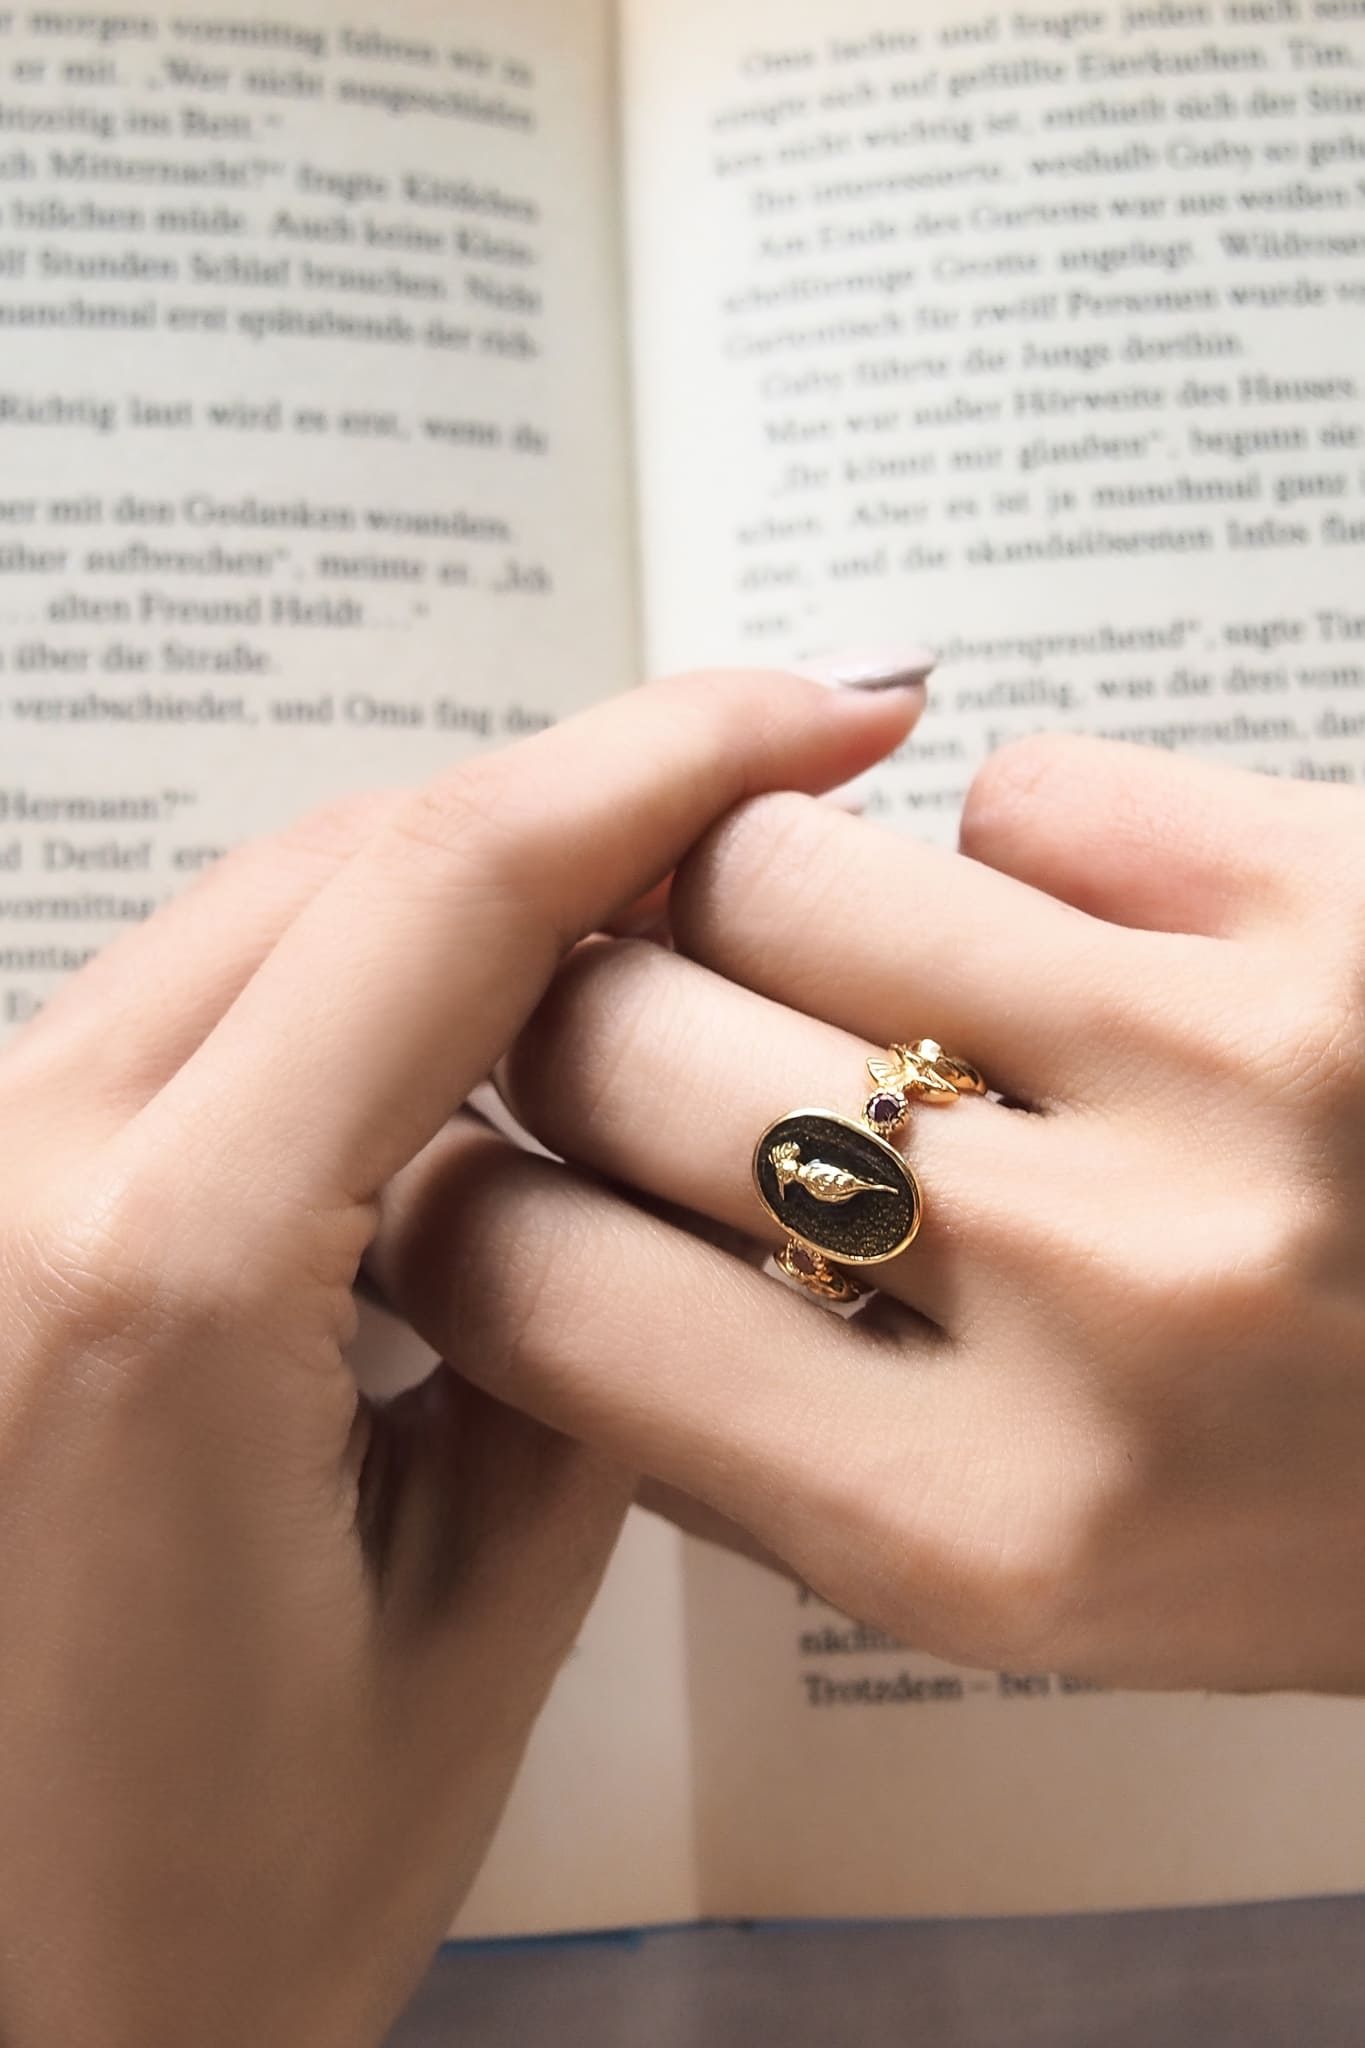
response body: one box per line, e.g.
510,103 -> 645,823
868,1092 -> 903,1127
790,1245 -> 819,1277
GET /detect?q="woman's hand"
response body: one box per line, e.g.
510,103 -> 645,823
376,737 -> 1365,1698
0,669 -> 919,2048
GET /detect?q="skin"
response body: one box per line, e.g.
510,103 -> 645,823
374,735 -> 1365,1699
0,669 -> 920,2047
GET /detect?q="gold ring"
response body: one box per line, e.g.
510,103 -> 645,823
754,1040 -> 985,1304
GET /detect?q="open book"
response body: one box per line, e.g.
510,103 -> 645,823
5,0 -> 1365,1939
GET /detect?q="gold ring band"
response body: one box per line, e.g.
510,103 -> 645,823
755,1040 -> 985,1304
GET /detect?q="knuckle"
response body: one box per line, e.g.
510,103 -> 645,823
184,791 -> 400,920
277,788 -> 403,867
19,1214 -> 170,1383
1265,964 -> 1365,1117
511,938 -> 663,1143
716,788 -> 823,878
652,666 -> 786,750
381,762 -> 543,904
1098,1205 -> 1292,1367
955,1546 -> 1078,1677
1123,988 -> 1232,1090
888,1506 -> 1079,1676
451,1152 -> 599,1378
18,1165 -> 236,1377
960,733 -> 1092,861
844,1432 -> 1087,1676
1102,950 -> 1365,1126
1069,938 -> 1252,1096
944,1435 -> 1132,1675
743,788 -> 831,880
674,790 -> 823,937
1155,1253 -> 1277,1356
167,790 -> 402,920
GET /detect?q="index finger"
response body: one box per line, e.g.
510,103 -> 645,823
134,668 -> 923,1212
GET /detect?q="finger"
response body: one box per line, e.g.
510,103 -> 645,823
2,792 -> 402,1127
957,733 -> 1340,938
668,791 -> 1120,1108
603,787 -> 891,941
136,670 -> 924,1217
368,1119 -> 1007,1662
501,937 -> 1043,1329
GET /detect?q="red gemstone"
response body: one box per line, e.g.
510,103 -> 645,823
868,1092 -> 903,1126
790,1245 -> 819,1277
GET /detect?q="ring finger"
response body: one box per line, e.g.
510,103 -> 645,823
369,1118 -> 1017,1666
502,937 -> 1054,1331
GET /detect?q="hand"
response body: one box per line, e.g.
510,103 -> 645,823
375,737 -> 1365,1697
0,669 -> 919,2047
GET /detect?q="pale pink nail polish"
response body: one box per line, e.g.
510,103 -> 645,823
798,648 -> 937,693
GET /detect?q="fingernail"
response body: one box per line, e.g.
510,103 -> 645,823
798,648 -> 937,693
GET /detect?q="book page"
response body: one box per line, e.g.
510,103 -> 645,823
685,1540 -> 1365,1920
624,0 -> 1365,838
1,0 -> 696,1940
620,0 -> 1365,1916
459,1509 -> 697,1937
0,0 -> 637,1027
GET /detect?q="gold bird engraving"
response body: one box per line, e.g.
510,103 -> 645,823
770,1142 -> 897,1205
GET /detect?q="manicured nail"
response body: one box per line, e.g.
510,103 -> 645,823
798,648 -> 937,693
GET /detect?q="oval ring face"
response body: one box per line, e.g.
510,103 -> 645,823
753,1110 -> 922,1267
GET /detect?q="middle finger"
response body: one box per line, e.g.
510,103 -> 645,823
670,792 -> 1137,1109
